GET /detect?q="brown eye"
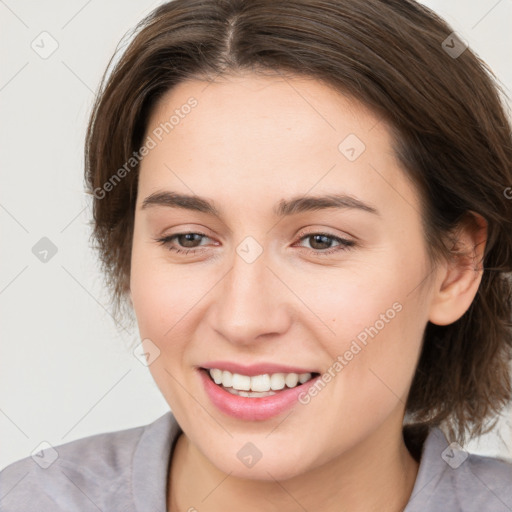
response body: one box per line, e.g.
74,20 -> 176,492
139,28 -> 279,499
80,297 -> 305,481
295,231 -> 355,256
175,233 -> 204,248
154,232 -> 211,255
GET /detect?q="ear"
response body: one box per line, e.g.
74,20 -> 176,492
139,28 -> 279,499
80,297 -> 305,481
428,211 -> 488,326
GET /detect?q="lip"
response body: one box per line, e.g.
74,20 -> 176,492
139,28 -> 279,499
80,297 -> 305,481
199,361 -> 318,376
199,368 -> 321,421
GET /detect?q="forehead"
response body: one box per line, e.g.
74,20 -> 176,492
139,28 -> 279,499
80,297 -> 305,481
138,72 -> 421,224
147,72 -> 382,150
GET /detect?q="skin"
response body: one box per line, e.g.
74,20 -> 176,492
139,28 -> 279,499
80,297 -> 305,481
129,72 -> 486,512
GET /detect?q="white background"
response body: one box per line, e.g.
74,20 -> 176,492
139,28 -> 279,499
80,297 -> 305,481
1,0 -> 511,470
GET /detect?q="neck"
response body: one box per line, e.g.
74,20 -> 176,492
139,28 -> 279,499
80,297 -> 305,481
168,418 -> 420,512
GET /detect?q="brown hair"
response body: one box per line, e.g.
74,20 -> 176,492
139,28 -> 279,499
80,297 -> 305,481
84,0 -> 512,448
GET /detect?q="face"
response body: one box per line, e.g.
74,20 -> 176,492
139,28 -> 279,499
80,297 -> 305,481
130,72 -> 436,480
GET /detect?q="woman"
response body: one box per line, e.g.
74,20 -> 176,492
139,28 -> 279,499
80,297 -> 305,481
1,0 -> 511,510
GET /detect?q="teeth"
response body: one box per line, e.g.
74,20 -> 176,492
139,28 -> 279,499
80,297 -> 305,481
298,373 -> 311,384
222,370 -> 232,388
251,374 -> 271,392
285,373 -> 299,387
210,368 -> 223,385
226,388 -> 276,397
208,369 -> 314,392
270,373 -> 286,390
232,373 -> 251,391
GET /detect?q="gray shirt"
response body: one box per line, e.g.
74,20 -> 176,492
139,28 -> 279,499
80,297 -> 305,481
1,411 -> 511,511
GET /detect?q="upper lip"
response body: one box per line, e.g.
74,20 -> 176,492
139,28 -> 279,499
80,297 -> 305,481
199,361 -> 319,376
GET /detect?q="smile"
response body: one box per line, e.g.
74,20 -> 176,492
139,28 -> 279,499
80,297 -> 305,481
207,368 -> 316,396
198,366 -> 322,421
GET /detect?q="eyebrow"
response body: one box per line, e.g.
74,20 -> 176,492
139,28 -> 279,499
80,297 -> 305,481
141,191 -> 379,217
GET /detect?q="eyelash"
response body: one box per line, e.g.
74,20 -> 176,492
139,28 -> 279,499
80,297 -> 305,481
154,230 -> 355,257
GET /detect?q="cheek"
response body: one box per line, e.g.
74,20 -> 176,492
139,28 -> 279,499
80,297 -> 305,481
130,243 -> 200,410
310,243 -> 429,399
130,240 -> 204,336
306,255 -> 422,352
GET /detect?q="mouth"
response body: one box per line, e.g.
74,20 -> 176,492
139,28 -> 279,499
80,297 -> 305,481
200,367 -> 321,398
198,366 -> 322,421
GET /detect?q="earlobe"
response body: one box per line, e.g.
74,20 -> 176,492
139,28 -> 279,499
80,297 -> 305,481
428,211 -> 488,326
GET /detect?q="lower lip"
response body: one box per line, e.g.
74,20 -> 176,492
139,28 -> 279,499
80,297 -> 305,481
199,369 -> 321,421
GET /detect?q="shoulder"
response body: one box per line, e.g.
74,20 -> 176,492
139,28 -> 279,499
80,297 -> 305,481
452,450 -> 512,509
405,427 -> 512,512
0,411 -> 178,512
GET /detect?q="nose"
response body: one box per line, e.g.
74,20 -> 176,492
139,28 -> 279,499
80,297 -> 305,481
209,244 -> 292,346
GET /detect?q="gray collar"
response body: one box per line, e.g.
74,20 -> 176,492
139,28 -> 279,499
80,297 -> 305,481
132,412 -> 182,512
131,411 -> 455,512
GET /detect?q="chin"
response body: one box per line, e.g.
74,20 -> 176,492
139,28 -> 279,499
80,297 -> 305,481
203,441 -> 320,482
223,459 -> 307,482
